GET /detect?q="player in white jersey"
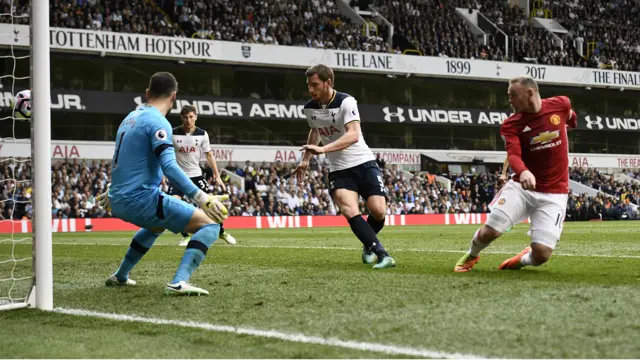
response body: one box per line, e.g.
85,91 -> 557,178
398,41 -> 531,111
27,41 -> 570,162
168,105 -> 237,246
293,64 -> 396,269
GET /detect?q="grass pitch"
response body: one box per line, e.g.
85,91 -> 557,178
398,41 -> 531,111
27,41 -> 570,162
1,221 -> 640,358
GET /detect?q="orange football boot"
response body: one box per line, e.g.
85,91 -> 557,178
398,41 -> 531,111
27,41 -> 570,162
498,246 -> 532,270
454,254 -> 480,272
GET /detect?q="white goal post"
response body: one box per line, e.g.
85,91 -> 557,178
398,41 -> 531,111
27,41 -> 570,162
0,0 -> 52,311
31,0 -> 53,311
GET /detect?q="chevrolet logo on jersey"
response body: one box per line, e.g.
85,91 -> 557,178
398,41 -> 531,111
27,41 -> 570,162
530,130 -> 560,144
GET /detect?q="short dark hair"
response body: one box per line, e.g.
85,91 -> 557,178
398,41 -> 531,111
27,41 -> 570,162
148,72 -> 178,99
509,75 -> 539,91
180,104 -> 197,117
305,64 -> 334,85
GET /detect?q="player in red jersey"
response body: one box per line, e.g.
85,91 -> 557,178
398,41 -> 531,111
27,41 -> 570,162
454,76 -> 577,272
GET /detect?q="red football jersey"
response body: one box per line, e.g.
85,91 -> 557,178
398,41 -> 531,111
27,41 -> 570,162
501,96 -> 576,194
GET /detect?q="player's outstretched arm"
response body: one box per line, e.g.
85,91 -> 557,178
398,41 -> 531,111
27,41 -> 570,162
301,121 -> 360,156
158,146 -> 201,198
150,122 -> 227,222
158,147 -> 228,222
319,121 -> 360,154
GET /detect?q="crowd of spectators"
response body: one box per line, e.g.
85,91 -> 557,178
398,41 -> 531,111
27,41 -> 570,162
169,0 -> 390,53
448,0 -> 640,70
455,0 -> 580,66
223,156 -> 502,216
535,0 -> 640,72
373,0 -> 501,60
0,0 -> 183,36
1,158 -> 639,222
2,0 -> 638,71
0,0 -> 30,25
368,0 -> 638,71
567,167 -> 639,220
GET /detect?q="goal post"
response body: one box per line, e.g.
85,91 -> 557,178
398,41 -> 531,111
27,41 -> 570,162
31,0 -> 53,311
0,0 -> 52,311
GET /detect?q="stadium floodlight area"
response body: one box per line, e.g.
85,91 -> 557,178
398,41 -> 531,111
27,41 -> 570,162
0,0 -> 52,311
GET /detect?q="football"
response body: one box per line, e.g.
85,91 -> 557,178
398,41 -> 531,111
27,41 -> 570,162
10,89 -> 31,120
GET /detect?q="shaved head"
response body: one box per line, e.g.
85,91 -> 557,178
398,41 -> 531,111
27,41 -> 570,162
509,76 -> 539,92
508,76 -> 542,113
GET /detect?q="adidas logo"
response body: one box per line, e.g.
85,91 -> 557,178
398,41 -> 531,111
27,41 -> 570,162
523,126 -> 532,132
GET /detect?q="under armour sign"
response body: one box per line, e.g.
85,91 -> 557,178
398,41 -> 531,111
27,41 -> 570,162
383,106 -> 405,123
583,115 -> 640,131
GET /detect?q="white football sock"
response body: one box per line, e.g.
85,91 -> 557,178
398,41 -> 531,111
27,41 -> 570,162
468,229 -> 489,257
520,252 -> 537,266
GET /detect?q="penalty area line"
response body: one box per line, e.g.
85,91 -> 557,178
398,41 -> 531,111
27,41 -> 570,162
53,307 -> 492,359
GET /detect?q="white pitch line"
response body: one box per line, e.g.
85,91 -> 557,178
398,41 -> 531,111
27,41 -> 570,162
233,244 -> 640,259
53,307 -> 492,359
50,242 -> 640,259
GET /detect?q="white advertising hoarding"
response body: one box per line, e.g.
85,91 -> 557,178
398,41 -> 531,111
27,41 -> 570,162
1,24 -> 638,90
2,140 -> 639,169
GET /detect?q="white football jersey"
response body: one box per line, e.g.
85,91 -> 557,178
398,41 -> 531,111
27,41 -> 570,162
303,91 -> 375,172
172,126 -> 211,177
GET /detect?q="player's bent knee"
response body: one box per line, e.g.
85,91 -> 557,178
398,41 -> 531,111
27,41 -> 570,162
369,209 -> 386,221
366,196 -> 386,220
532,251 -> 551,265
184,208 -> 215,234
147,227 -> 165,234
339,205 -> 360,219
530,242 -> 553,264
367,207 -> 386,220
530,231 -> 557,264
333,190 -> 360,218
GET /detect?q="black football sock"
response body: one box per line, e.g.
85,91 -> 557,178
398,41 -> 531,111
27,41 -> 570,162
348,215 -> 389,258
367,215 -> 385,234
219,222 -> 225,235
181,232 -> 189,238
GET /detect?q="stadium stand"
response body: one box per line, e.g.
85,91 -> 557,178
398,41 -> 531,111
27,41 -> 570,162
455,0 -> 578,66
46,0 -> 181,36
1,0 -> 639,222
364,0 -> 639,71
4,0 -> 634,70
163,0 -> 389,52
372,0 -> 501,59
533,0 -> 640,71
1,159 -> 637,221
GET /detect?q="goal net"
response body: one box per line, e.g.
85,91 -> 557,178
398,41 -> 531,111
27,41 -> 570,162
0,0 -> 52,311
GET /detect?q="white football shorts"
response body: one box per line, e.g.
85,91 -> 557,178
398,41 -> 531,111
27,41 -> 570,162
486,180 -> 568,249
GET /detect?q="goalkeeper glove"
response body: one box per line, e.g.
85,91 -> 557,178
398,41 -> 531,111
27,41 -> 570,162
96,183 -> 111,212
193,191 -> 229,223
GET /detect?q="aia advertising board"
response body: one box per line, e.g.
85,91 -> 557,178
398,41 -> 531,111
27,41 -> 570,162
0,214 -> 495,234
